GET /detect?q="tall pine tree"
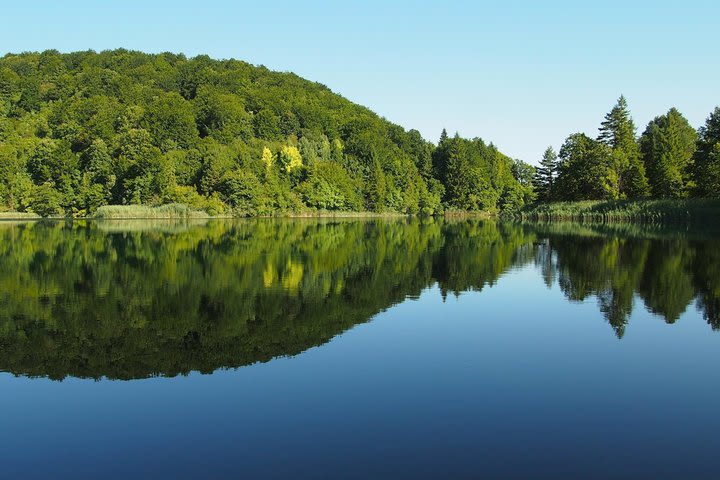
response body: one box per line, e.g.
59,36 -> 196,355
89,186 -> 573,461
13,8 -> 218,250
598,95 -> 650,199
532,146 -> 558,201
432,128 -> 450,185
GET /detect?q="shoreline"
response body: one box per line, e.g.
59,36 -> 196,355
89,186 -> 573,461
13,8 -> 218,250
0,207 -> 498,221
4,199 -> 720,223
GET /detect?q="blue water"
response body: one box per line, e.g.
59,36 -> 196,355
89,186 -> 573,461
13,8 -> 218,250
1,220 -> 718,479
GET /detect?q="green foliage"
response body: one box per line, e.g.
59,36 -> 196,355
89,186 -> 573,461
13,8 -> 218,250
640,108 -> 697,198
598,96 -> 649,199
694,107 -> 720,198
218,169 -> 269,216
279,145 -> 303,173
253,109 -> 281,140
432,133 -> 523,212
0,49 -> 536,217
554,133 -> 618,200
519,198 -> 720,223
28,182 -> 64,217
143,92 -> 199,150
194,85 -> 252,142
532,147 -> 557,201
546,98 -> 720,206
296,161 -> 362,211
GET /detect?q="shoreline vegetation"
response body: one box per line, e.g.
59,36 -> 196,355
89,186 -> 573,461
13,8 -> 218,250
517,198 -> 720,223
93,203 -> 210,219
0,211 -> 42,220
3,199 -> 720,223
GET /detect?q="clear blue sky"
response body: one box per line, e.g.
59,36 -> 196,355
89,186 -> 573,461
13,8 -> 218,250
1,0 -> 718,164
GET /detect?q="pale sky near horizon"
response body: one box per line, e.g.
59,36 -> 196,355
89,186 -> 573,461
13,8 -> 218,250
1,1 -> 718,164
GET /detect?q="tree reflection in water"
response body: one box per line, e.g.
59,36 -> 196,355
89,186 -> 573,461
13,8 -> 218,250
0,219 -> 718,380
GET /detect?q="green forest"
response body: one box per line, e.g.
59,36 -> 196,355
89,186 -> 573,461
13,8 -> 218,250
533,96 -> 720,203
0,49 -> 532,217
1,50 -> 718,218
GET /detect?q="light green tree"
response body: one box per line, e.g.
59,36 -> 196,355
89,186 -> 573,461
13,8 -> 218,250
279,145 -> 303,173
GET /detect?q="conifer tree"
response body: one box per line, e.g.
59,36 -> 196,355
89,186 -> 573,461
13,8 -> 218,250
432,128 -> 450,184
532,146 -> 558,201
598,96 -> 650,198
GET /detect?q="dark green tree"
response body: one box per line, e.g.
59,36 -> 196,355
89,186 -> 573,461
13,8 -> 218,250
554,133 -> 618,200
253,109 -> 281,140
693,107 -> 720,198
533,146 -> 558,201
29,182 -> 64,216
640,108 -> 697,198
598,96 -> 650,198
194,86 -> 253,142
143,92 -> 199,150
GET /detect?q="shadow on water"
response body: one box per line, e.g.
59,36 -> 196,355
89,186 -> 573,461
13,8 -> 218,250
0,218 -> 718,380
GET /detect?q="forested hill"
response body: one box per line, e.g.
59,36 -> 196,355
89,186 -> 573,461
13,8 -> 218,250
0,49 -> 532,217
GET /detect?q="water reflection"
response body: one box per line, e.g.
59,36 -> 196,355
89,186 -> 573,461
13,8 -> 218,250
0,219 -> 717,380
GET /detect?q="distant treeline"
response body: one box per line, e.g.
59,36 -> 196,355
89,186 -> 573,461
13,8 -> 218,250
533,96 -> 720,203
0,49 -> 532,217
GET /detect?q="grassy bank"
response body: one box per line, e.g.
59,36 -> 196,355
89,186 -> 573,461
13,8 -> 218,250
0,212 -> 42,220
93,204 -> 210,220
274,210 -> 410,219
518,199 -> 720,223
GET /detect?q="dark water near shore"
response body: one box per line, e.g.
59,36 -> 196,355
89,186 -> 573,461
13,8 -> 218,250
1,219 -> 719,479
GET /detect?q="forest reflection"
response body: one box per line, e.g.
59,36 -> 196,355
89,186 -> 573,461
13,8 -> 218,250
0,218 -> 718,380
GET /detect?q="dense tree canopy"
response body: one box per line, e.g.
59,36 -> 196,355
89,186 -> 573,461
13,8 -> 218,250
542,97 -> 718,203
2,51 -> 716,214
640,108 -> 697,198
694,108 -> 720,198
0,49 -> 527,217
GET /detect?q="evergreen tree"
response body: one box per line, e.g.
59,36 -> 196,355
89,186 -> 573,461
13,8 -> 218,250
444,134 -> 468,207
432,128 -> 450,184
598,96 -> 650,198
532,146 -> 558,201
639,108 -> 697,198
694,107 -> 720,197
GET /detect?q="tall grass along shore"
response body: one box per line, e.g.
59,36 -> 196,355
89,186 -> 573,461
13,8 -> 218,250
518,199 -> 720,223
93,204 -> 210,220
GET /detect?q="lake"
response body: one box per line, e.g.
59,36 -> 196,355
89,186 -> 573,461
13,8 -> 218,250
1,219 -> 719,479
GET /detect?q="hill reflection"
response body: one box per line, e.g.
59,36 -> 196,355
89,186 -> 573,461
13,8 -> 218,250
0,219 -> 717,380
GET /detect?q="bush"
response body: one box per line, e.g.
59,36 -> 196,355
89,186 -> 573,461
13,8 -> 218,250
296,162 -> 362,211
29,183 -> 65,217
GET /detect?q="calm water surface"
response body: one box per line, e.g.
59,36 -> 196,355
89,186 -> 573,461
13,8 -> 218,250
1,219 -> 719,479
